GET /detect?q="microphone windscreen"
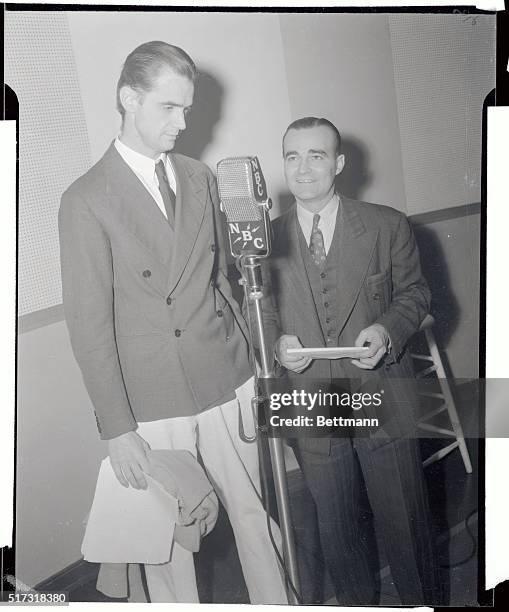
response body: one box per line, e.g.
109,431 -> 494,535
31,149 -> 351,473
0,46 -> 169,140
217,157 -> 263,222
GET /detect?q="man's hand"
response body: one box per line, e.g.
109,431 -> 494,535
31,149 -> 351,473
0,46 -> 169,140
191,493 -> 219,537
275,334 -> 311,373
108,430 -> 151,490
351,324 -> 390,370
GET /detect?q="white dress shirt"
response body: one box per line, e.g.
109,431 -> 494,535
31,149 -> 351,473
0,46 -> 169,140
296,194 -> 340,255
114,137 -> 177,220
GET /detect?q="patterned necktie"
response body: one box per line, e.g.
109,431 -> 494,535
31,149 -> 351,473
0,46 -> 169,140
309,213 -> 326,267
155,159 -> 176,226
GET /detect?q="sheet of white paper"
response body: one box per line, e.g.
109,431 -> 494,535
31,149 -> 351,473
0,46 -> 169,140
287,346 -> 371,360
81,458 -> 178,564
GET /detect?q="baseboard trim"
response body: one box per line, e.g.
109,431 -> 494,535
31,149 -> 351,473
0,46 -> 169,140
34,557 -> 96,594
34,509 -> 478,597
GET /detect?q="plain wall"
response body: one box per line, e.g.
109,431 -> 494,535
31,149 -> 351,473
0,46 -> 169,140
414,213 -> 481,379
279,13 -> 407,213
16,321 -> 104,586
67,11 -> 293,215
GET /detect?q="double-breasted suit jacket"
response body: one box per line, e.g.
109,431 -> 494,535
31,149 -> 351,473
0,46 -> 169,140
59,143 -> 251,440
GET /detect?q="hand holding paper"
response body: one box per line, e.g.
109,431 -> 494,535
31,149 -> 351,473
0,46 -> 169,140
276,334 -> 312,373
351,323 -> 390,369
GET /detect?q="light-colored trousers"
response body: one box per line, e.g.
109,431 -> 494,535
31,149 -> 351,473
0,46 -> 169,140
137,376 -> 288,604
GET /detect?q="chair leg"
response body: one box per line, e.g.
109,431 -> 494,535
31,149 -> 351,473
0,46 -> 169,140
424,328 -> 473,474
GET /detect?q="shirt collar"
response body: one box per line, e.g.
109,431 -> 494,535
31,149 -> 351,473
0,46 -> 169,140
115,137 -> 166,179
296,193 -> 340,227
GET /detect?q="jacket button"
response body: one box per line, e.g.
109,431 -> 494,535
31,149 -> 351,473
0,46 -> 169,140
217,310 -> 223,318
373,293 -> 380,301
210,244 -> 216,252
166,296 -> 172,305
322,288 -> 328,294
174,329 -> 181,337
320,272 -> 327,279
324,302 -> 329,308
142,269 -> 151,278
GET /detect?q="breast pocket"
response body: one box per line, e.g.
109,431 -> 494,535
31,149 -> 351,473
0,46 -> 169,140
365,269 -> 391,316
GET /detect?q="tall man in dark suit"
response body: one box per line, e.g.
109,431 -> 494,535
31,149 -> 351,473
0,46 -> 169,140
58,41 -> 287,604
259,117 -> 442,605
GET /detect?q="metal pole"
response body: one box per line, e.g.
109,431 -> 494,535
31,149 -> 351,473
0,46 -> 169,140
243,256 -> 301,605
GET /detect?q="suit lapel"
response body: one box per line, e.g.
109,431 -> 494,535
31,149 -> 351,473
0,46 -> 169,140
167,154 -> 207,292
334,197 -> 378,335
103,143 -> 173,266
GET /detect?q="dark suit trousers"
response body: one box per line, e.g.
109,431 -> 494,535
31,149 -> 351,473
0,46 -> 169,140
295,437 -> 442,605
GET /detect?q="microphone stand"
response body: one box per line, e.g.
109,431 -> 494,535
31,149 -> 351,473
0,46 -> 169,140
240,254 -> 301,605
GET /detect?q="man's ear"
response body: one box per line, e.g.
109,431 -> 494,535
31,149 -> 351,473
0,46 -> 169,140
335,154 -> 346,176
119,85 -> 140,116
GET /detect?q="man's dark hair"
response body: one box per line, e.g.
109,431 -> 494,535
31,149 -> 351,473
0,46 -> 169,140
116,41 -> 197,117
282,117 -> 342,156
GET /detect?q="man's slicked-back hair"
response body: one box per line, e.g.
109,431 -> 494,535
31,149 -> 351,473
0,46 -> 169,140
282,117 -> 342,156
116,41 -> 197,117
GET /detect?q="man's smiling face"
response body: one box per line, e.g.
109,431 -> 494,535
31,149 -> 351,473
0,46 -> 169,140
283,125 -> 344,213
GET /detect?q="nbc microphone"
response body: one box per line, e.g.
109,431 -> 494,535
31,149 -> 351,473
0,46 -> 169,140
217,157 -> 301,598
216,156 -> 272,258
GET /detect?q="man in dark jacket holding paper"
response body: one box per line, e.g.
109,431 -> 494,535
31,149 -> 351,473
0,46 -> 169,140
259,116 -> 442,605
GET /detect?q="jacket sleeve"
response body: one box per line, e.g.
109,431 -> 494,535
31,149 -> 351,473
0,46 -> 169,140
375,213 -> 431,361
59,188 -> 137,440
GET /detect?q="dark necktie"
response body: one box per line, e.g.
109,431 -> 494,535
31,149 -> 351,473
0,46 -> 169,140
155,159 -> 176,226
309,213 -> 326,267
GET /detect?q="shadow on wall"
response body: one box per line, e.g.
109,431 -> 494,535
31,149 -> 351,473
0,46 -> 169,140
336,135 -> 373,201
276,135 -> 373,216
413,224 -> 460,370
176,69 -> 224,161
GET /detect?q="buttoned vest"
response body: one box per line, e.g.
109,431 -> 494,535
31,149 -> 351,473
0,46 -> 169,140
298,221 -> 342,348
